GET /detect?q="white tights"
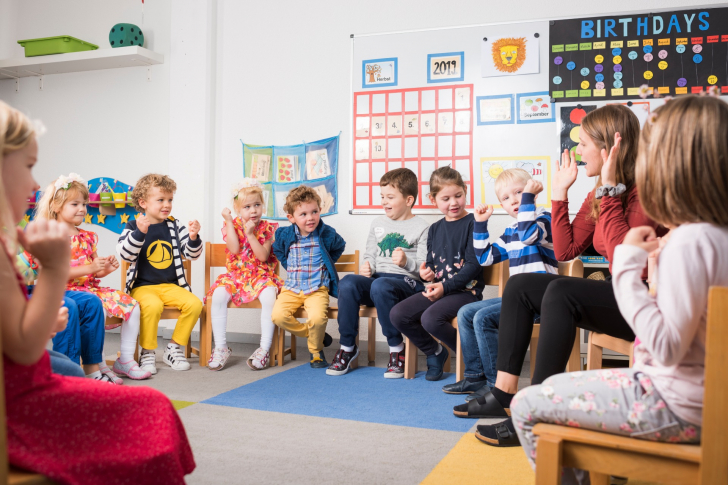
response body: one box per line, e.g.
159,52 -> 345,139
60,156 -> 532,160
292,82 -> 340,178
119,304 -> 141,362
210,286 -> 277,351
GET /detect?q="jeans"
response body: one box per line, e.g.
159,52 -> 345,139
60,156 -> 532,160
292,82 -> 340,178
52,291 -> 106,365
47,350 -> 85,378
456,298 -> 501,384
337,273 -> 425,348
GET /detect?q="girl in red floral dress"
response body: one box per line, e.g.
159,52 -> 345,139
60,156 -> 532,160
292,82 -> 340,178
204,179 -> 283,371
0,100 -> 195,484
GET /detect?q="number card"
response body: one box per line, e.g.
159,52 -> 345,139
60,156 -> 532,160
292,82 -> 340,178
427,52 -> 465,83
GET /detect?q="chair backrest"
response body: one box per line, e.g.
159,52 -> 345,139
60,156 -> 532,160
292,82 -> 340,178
483,261 -> 509,297
558,259 -> 584,278
120,258 -> 192,291
335,251 -> 359,275
700,286 -> 728,483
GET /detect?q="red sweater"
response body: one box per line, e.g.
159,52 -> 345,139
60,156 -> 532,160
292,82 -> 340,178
551,186 -> 667,278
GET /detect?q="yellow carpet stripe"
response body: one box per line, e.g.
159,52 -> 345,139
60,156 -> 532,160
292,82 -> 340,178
171,400 -> 196,411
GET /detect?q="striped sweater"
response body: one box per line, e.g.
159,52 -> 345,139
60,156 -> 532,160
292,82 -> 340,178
116,217 -> 203,293
473,193 -> 558,275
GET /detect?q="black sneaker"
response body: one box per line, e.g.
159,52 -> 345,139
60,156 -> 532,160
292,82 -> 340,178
309,351 -> 328,368
384,350 -> 405,379
323,332 -> 333,348
326,346 -> 359,376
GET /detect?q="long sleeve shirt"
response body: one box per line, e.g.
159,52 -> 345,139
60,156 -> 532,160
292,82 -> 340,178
473,193 -> 558,275
362,215 -> 429,279
612,223 -> 728,426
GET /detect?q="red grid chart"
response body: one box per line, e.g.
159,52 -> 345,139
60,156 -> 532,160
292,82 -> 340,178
353,84 -> 474,210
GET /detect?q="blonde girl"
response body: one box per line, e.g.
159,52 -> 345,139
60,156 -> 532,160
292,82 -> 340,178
204,178 -> 283,370
35,176 -> 150,380
390,166 -> 485,381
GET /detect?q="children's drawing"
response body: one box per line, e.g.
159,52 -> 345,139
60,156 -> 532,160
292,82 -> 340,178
482,35 -> 540,77
276,155 -> 298,183
305,149 -> 331,180
251,154 -> 271,181
275,190 -> 289,218
517,92 -> 555,123
313,185 -> 335,214
480,156 -> 551,209
476,95 -> 514,125
362,58 -> 398,88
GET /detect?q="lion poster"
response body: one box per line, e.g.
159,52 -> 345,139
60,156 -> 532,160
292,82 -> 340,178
481,34 -> 540,77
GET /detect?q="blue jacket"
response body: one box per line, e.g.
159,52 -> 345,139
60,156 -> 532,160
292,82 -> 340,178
272,220 -> 346,298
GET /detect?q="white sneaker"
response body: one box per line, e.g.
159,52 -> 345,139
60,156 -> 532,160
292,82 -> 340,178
246,347 -> 269,370
139,350 -> 158,375
163,344 -> 191,371
113,358 -> 153,380
208,347 -> 232,371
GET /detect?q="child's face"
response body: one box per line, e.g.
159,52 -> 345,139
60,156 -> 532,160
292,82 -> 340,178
497,180 -> 528,219
380,184 -> 414,221
1,137 -> 39,224
576,131 -> 603,178
236,194 -> 264,224
430,183 -> 467,220
58,194 -> 87,227
139,186 -> 174,224
287,201 -> 320,237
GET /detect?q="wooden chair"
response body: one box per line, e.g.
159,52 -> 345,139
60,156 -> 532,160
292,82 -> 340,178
105,259 -> 197,366
533,286 -> 728,484
586,333 -> 634,370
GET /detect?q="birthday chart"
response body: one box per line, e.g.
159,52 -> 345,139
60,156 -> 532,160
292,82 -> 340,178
549,7 -> 728,100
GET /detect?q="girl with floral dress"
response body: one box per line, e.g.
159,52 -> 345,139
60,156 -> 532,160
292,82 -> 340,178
205,179 -> 283,371
509,95 -> 728,483
34,174 -> 151,381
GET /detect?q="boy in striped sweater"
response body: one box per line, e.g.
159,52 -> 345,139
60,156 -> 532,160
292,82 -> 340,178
117,174 -> 203,374
444,168 -> 557,406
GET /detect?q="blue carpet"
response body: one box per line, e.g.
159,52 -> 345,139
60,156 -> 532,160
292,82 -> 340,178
202,365 -> 478,432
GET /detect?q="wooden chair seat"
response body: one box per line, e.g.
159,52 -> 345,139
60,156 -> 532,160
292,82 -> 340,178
586,332 -> 634,370
7,467 -> 54,484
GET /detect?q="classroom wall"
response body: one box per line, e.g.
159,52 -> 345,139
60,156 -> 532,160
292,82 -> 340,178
1,0 -> 724,345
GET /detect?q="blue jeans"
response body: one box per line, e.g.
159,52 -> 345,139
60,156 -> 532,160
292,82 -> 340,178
52,291 -> 105,365
337,273 -> 425,348
457,298 -> 501,384
47,349 -> 85,378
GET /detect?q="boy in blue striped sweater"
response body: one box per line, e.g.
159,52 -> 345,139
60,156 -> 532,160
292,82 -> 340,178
444,168 -> 557,406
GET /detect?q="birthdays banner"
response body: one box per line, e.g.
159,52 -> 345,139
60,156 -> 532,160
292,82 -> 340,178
549,7 -> 728,101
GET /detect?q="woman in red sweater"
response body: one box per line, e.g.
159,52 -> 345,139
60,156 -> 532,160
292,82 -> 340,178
462,104 -> 666,447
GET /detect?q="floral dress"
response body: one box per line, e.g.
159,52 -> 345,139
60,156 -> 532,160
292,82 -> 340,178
205,218 -> 283,305
66,229 -> 137,326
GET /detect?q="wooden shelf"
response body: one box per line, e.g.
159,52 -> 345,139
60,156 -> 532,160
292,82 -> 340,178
0,46 -> 163,80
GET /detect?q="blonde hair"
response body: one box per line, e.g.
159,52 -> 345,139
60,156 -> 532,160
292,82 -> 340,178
637,95 -> 728,227
428,166 -> 467,199
283,186 -> 321,215
131,173 -> 177,212
494,168 -> 531,201
0,101 -> 37,249
233,186 -> 265,214
34,180 -> 89,221
581,104 -> 640,222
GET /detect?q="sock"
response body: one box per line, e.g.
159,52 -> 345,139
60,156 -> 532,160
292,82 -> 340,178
341,344 -> 355,353
491,387 -> 515,409
120,304 -> 141,362
434,343 -> 443,356
258,286 -> 277,350
466,375 -> 487,383
86,370 -> 102,379
211,286 -> 232,349
389,343 -> 404,353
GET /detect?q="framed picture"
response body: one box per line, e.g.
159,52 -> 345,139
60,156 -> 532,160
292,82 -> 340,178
516,91 -> 555,124
427,51 -> 465,83
476,94 -> 514,125
362,57 -> 398,89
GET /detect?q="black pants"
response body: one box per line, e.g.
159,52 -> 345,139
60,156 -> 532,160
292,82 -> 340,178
497,274 -> 635,385
391,291 -> 478,356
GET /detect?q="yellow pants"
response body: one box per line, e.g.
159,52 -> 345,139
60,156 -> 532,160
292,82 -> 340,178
271,287 -> 329,354
130,284 -> 203,350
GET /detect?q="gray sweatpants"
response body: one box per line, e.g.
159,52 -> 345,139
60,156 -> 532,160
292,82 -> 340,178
511,368 -> 701,485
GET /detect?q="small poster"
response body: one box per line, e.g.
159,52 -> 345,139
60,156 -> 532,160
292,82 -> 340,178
276,155 -> 299,183
560,105 -> 597,166
482,35 -> 540,78
476,95 -> 514,125
362,57 -> 398,88
251,154 -> 271,181
313,185 -> 335,214
275,190 -> 289,218
306,149 -> 332,179
480,156 -> 550,208
516,92 -> 555,123
427,51 -> 465,83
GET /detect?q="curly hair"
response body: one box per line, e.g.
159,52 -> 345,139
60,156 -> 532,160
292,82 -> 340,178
131,174 -> 177,212
283,185 -> 321,215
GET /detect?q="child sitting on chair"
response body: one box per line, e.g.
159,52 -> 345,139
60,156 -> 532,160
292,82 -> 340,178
205,179 -> 283,371
271,186 -> 346,368
450,168 -> 557,412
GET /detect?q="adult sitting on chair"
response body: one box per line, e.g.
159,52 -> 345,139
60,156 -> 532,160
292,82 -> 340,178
464,104 -> 667,446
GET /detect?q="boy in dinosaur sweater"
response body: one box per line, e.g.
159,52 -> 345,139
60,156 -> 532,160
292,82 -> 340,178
327,168 -> 429,378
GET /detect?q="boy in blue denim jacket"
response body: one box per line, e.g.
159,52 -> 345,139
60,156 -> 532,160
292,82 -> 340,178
272,186 -> 346,368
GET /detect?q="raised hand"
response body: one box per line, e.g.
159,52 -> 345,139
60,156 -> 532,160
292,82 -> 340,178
16,219 -> 70,273
392,247 -> 407,268
360,261 -> 372,277
188,220 -> 201,240
221,207 -> 234,222
419,261 -> 435,282
136,214 -> 150,234
523,179 -> 543,196
552,149 -> 579,200
600,132 -> 621,187
474,204 -> 494,223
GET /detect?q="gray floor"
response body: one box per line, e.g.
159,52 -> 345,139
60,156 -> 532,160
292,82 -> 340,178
102,334 -> 531,484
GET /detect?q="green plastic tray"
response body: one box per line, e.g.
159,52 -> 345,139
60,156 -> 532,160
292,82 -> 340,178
17,36 -> 99,57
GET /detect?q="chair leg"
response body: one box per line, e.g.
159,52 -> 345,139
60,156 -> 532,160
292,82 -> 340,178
456,331 -> 465,382
367,317 -> 376,366
404,338 -> 418,379
277,328 -> 285,367
535,435 -> 563,485
566,331 -> 582,372
586,333 -> 603,371
185,341 -> 192,359
290,335 -> 296,360
529,335 -> 538,382
199,304 -> 212,366
588,472 -> 610,485
271,326 -> 279,365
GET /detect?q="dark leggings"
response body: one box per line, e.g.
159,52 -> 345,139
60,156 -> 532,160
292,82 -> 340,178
497,273 -> 635,385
